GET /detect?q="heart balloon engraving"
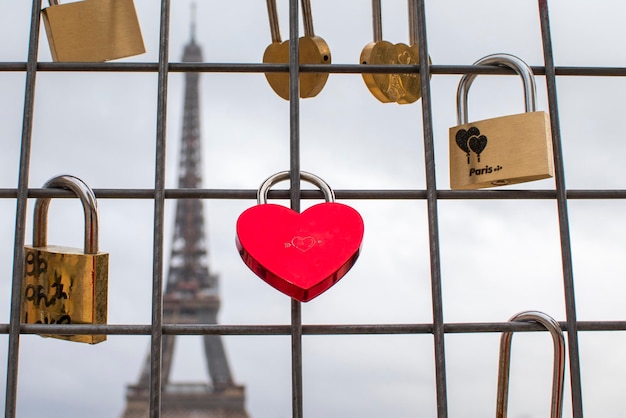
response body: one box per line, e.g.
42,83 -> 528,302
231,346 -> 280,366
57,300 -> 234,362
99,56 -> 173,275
236,202 -> 364,302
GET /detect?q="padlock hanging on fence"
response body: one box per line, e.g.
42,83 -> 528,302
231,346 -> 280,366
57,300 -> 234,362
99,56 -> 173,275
262,0 -> 331,100
235,171 -> 364,302
496,310 -> 565,418
449,53 -> 554,189
41,0 -> 145,62
360,0 -> 431,104
22,175 -> 109,344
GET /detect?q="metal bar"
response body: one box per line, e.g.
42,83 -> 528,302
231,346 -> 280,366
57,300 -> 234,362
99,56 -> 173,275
288,0 -> 303,417
5,188 -> 626,200
4,1 -> 43,417
7,2 -> 624,417
415,1 -> 448,417
7,319 -> 626,336
4,62 -> 626,76
538,1 -> 584,416
148,0 -> 172,416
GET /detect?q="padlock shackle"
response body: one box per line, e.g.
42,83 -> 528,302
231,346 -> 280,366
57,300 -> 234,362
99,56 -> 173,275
457,53 -> 537,126
370,0 -> 418,44
33,175 -> 99,254
408,0 -> 418,46
301,0 -> 315,37
370,0 -> 382,43
495,310 -> 565,418
257,171 -> 335,205
266,0 -> 281,43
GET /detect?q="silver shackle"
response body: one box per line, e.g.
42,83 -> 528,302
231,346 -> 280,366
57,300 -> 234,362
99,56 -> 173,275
496,310 -> 565,418
33,174 -> 100,254
457,53 -> 537,126
257,171 -> 335,204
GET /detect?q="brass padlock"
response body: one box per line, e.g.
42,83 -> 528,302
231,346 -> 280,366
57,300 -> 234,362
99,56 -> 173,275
262,0 -> 331,100
360,0 -> 430,104
496,311 -> 565,418
42,0 -> 145,62
22,175 -> 108,344
449,54 -> 554,189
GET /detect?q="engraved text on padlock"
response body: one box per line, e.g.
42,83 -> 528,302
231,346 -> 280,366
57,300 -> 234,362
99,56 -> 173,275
22,175 -> 109,344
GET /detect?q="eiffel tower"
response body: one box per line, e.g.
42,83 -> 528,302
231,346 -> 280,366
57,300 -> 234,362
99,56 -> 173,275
120,15 -> 249,418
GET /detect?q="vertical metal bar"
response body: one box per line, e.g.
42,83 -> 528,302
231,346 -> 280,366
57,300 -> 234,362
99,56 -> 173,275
537,1 -> 584,416
415,0 -> 448,416
149,0 -> 171,416
5,1 -> 42,416
288,0 -> 303,417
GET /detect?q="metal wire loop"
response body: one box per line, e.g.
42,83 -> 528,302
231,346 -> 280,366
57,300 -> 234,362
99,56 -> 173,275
496,310 -> 566,418
33,174 -> 100,254
456,53 -> 537,125
257,171 -> 335,204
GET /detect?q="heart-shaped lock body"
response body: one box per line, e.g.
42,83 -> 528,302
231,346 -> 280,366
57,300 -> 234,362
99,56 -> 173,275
262,0 -> 331,100
360,0 -> 429,104
236,172 -> 364,302
360,42 -> 393,103
263,36 -> 331,100
367,41 -> 421,104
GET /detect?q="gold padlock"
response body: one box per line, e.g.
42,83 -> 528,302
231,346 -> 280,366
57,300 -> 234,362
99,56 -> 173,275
449,53 -> 554,190
42,0 -> 145,62
22,175 -> 108,344
360,0 -> 430,104
262,0 -> 331,100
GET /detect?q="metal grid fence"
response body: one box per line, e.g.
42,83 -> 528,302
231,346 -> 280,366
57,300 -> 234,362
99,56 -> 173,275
3,0 -> 626,417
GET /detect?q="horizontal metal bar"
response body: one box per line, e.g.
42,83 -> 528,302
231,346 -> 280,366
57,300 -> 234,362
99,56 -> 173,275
1,62 -> 626,76
1,188 -> 626,200
3,321 -> 625,336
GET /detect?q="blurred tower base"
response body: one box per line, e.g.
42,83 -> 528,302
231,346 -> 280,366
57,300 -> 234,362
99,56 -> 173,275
123,383 -> 248,418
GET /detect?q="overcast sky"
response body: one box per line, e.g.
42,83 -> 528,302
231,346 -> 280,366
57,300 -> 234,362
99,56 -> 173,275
2,1 -> 626,417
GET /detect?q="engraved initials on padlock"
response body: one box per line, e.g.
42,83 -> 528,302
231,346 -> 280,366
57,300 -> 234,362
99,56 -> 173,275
42,0 -> 145,62
22,175 -> 109,344
449,54 -> 554,189
262,0 -> 331,100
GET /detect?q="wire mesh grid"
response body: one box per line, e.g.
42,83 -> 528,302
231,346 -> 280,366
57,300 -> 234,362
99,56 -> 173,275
2,0 -> 626,417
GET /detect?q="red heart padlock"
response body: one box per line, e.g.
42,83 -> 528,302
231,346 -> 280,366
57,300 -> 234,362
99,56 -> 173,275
236,171 -> 364,302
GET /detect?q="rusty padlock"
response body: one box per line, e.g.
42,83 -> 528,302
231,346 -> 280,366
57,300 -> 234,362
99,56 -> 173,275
41,0 -> 145,62
22,175 -> 108,344
449,53 -> 554,189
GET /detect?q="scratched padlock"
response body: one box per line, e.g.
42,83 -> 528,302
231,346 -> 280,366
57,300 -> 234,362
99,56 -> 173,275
41,0 -> 145,62
449,53 -> 554,189
236,171 -> 364,302
22,175 -> 108,344
360,0 -> 430,104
